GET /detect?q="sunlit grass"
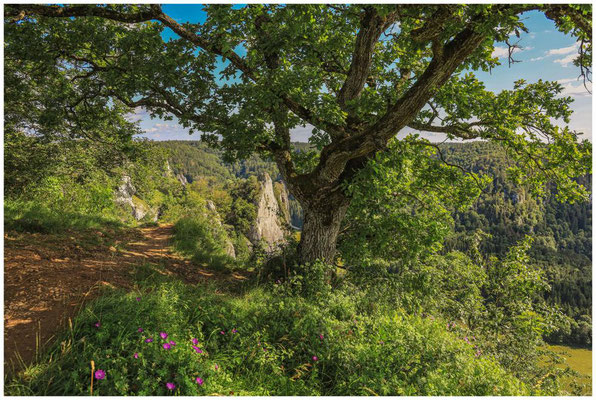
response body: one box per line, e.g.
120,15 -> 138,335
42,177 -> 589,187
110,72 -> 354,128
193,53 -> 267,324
5,263 -> 534,396
548,345 -> 592,395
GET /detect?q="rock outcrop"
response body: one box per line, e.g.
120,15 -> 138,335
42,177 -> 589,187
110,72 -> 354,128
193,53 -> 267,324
248,172 -> 289,251
115,175 -> 158,222
164,160 -> 189,186
176,173 -> 189,186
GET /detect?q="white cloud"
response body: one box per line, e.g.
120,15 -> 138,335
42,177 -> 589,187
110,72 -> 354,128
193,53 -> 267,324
492,46 -> 510,59
155,123 -> 176,128
529,43 -> 580,64
554,53 -> 578,67
546,43 -> 579,56
557,77 -> 579,84
125,107 -> 149,123
528,56 -> 546,62
557,78 -> 592,97
492,45 -> 532,60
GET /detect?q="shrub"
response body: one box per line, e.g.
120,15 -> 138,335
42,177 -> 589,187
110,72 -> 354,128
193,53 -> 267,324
173,216 -> 235,270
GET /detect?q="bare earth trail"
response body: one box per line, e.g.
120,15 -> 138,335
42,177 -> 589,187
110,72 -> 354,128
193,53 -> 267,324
4,223 -> 248,371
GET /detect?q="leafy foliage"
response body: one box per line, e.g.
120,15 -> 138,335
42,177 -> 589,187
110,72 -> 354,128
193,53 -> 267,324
340,135 -> 489,264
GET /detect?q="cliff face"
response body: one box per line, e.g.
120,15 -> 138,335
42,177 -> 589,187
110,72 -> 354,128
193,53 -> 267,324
248,173 -> 290,251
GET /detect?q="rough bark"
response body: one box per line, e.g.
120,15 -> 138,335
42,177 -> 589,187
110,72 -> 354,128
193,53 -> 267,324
297,192 -> 350,264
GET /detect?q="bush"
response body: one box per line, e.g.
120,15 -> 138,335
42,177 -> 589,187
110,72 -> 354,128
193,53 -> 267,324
172,216 -> 235,270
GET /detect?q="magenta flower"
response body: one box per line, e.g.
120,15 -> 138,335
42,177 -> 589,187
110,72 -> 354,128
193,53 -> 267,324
145,337 -> 153,343
196,377 -> 204,385
312,356 -> 318,362
232,328 -> 238,334
220,331 -> 225,335
192,338 -> 199,345
163,343 -> 171,350
138,328 -> 143,333
169,340 -> 176,346
319,334 -> 324,340
94,321 -> 101,328
192,345 -> 203,353
166,382 -> 175,390
94,369 -> 106,380
160,332 -> 168,340
134,353 -> 139,359
214,364 -> 219,371
136,297 -> 141,301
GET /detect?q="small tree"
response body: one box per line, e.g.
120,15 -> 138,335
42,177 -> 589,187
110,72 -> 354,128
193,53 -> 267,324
4,4 -> 592,263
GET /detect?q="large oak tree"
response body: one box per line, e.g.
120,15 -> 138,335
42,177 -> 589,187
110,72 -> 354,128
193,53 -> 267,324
4,4 -> 592,263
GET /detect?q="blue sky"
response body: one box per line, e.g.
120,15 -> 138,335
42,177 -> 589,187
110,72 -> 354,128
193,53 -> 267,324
131,7 -> 592,143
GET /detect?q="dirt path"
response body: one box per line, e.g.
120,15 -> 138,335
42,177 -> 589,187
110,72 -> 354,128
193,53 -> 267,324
4,224 -> 247,371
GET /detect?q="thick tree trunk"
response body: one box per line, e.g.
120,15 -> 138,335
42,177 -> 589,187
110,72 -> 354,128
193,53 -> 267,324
297,197 -> 350,264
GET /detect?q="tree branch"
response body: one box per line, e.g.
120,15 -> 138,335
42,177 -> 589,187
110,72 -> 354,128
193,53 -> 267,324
6,4 -> 344,138
4,4 -> 162,23
408,121 -> 482,140
337,6 -> 398,108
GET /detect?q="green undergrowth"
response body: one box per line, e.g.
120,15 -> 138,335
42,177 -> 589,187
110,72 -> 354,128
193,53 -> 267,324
5,199 -> 123,234
6,263 -> 536,396
172,216 -> 236,271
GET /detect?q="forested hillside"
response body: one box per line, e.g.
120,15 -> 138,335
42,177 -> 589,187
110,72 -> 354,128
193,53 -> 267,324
440,142 -> 592,346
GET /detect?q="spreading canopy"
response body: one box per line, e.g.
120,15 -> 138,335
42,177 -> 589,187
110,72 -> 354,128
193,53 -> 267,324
4,4 -> 592,261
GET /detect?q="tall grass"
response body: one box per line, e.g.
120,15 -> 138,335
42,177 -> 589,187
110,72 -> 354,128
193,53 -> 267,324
5,262 -> 535,396
5,199 -> 123,234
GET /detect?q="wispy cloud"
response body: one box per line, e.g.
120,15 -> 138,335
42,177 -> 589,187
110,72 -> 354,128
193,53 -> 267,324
546,43 -> 578,56
528,56 -> 546,62
554,53 -> 578,67
491,46 -> 510,58
528,43 -> 580,65
492,45 -> 532,60
125,107 -> 149,123
557,78 -> 591,97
